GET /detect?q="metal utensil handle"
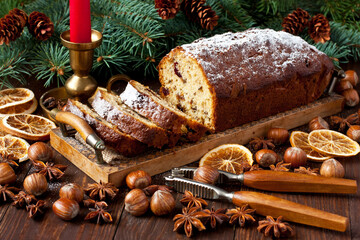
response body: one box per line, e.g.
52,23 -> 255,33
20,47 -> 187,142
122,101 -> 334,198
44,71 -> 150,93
106,74 -> 132,93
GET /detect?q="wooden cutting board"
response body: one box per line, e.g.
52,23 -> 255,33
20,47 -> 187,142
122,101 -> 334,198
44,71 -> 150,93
50,94 -> 344,187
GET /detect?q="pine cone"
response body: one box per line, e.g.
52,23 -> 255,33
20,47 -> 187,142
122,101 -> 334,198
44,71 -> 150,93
181,0 -> 219,30
308,14 -> 330,43
9,8 -> 28,28
155,0 -> 180,20
27,11 -> 54,41
282,8 -> 310,35
0,8 -> 27,45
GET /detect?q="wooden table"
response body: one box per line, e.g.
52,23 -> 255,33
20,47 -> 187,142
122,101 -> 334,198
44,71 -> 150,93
0,64 -> 359,240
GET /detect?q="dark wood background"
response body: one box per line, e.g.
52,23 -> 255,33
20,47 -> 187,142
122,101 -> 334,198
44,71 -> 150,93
0,63 -> 359,240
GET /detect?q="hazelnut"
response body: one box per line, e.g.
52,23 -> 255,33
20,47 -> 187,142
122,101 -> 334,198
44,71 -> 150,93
267,128 -> 289,145
341,89 -> 359,107
346,125 -> 360,142
23,173 -> 48,196
193,166 -> 219,185
143,185 -> 172,196
255,149 -> 279,168
126,170 -> 151,189
0,163 -> 16,185
59,183 -> 84,203
150,190 -> 175,216
52,198 -> 80,220
320,158 -> 345,178
283,147 -> 307,168
124,189 -> 149,216
309,116 -> 329,132
28,142 -> 53,162
335,79 -> 353,93
343,70 -> 359,87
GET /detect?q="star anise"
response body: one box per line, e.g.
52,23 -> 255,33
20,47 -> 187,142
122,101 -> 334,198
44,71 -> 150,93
180,190 -> 208,209
12,191 -> 37,208
0,153 -> 19,167
32,160 -> 67,180
201,207 -> 228,228
0,184 -> 20,202
249,164 -> 263,171
173,207 -> 208,237
249,137 -> 275,151
84,201 -> 113,224
270,161 -> 291,172
330,113 -> 359,133
26,200 -> 46,218
226,204 -> 256,227
294,166 -> 319,176
84,180 -> 119,201
257,215 -> 294,238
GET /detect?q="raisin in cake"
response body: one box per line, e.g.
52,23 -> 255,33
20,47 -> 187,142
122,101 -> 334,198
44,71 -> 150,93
91,89 -> 178,148
158,28 -> 334,132
120,80 -> 208,141
64,99 -> 147,157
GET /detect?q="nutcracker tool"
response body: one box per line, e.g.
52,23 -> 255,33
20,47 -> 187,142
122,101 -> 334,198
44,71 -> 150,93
165,175 -> 348,232
172,167 -> 357,194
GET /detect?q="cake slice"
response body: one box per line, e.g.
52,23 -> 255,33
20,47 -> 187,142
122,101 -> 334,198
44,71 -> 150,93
120,80 -> 209,141
64,98 -> 147,157
91,89 -> 176,148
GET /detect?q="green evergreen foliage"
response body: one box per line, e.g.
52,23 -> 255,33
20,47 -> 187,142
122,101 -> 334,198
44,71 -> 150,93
0,0 -> 359,88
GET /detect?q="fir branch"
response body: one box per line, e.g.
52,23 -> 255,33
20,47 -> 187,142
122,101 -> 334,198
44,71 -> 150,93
329,21 -> 360,61
93,39 -> 130,82
29,41 -> 71,87
0,46 -> 29,89
218,0 -> 255,30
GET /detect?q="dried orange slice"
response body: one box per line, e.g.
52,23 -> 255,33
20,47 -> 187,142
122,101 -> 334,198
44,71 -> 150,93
290,131 -> 331,162
199,144 -> 253,174
0,88 -> 34,110
308,129 -> 360,157
0,98 -> 37,117
0,135 -> 30,162
0,114 -> 56,141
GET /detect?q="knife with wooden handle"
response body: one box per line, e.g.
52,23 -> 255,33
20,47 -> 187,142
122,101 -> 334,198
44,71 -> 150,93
50,109 -> 105,163
173,167 -> 357,193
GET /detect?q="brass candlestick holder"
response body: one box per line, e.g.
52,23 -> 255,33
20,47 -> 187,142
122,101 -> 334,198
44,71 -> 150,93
60,29 -> 102,101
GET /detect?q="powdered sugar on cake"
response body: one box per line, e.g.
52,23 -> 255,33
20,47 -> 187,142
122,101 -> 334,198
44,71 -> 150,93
181,28 -> 326,95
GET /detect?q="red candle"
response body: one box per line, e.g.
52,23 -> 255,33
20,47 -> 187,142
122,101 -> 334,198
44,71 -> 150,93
70,0 -> 91,43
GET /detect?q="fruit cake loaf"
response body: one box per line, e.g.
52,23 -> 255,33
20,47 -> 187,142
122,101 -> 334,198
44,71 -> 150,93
119,80 -> 208,141
91,89 -> 178,148
158,28 -> 334,132
64,99 -> 147,157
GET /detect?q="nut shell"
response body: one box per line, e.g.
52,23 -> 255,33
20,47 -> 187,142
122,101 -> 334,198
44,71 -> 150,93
59,183 -> 84,203
308,116 -> 329,132
347,125 -> 360,142
255,149 -> 278,168
124,189 -> 149,216
343,70 -> 359,87
28,142 -> 53,162
342,89 -> 359,107
126,170 -> 151,189
320,158 -> 345,178
335,79 -> 353,93
0,163 -> 16,185
267,128 -> 289,145
150,190 -> 175,216
23,173 -> 47,196
52,198 -> 80,220
283,147 -> 307,168
193,166 -> 219,184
